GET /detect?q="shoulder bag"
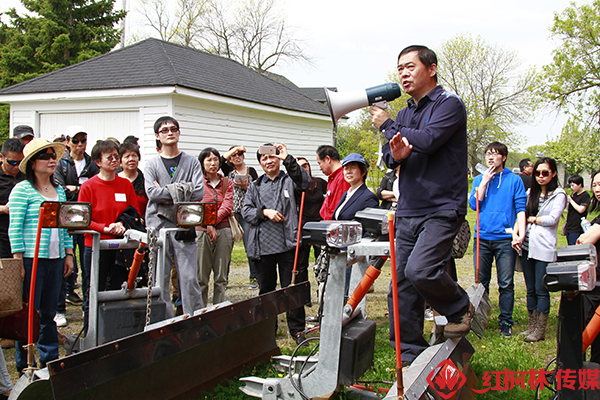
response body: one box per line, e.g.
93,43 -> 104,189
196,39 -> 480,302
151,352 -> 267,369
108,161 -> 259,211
224,178 -> 244,242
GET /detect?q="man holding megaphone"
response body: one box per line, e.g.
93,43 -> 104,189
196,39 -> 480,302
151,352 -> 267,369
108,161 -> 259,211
369,45 -> 471,367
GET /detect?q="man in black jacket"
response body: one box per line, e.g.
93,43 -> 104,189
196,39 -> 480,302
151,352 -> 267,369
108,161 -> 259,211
53,126 -> 98,326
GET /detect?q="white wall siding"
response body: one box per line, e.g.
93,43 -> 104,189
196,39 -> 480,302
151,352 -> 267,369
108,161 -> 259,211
173,95 -> 332,175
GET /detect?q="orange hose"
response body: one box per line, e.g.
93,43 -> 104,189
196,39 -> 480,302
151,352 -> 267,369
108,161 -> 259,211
346,257 -> 387,310
583,304 -> 600,352
388,212 -> 403,399
127,243 -> 146,290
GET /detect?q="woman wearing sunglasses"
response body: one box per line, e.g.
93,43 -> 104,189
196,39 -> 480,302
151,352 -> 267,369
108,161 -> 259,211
512,157 -> 566,342
8,138 -> 74,375
77,140 -> 139,332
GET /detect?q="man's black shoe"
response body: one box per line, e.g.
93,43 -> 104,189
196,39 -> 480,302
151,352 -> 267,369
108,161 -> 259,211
295,332 -> 309,347
66,292 -> 83,305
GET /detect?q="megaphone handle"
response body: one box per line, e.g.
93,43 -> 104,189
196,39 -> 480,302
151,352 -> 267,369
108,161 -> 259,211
372,100 -> 388,110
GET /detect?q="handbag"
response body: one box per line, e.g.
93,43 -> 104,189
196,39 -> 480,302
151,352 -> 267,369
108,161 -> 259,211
0,258 -> 23,318
229,213 -> 244,242
452,219 -> 471,259
223,177 -> 244,242
0,303 -> 40,342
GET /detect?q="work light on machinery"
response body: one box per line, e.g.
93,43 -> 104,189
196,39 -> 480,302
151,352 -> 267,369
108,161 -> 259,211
354,207 -> 389,237
302,221 -> 362,248
174,202 -> 217,227
41,201 -> 92,229
544,244 -> 597,292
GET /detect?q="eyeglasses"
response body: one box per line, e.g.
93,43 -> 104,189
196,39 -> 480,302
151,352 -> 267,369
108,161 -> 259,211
158,126 -> 179,134
104,154 -> 120,162
36,152 -> 57,161
535,170 -> 551,178
3,158 -> 21,166
231,152 -> 244,157
485,151 -> 502,157
71,137 -> 87,145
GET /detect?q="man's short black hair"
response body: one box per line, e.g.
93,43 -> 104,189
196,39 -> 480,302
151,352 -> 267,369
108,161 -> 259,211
519,158 -> 532,172
316,145 -> 340,161
153,116 -> 180,134
484,141 -> 508,167
1,138 -> 25,155
568,174 -> 584,186
91,140 -> 119,163
398,45 -> 438,83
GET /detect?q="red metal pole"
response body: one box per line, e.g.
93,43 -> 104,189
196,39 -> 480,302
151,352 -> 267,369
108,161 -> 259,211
291,192 -> 306,285
475,188 -> 480,284
388,212 -> 403,399
27,206 -> 45,368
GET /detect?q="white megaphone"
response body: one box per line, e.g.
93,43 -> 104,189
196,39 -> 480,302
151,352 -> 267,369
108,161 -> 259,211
325,82 -> 402,127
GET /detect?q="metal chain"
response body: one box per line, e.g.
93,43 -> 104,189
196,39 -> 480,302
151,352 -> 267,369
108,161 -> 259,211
145,227 -> 157,327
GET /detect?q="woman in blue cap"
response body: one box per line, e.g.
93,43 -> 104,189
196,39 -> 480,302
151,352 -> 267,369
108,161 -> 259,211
333,153 -> 379,221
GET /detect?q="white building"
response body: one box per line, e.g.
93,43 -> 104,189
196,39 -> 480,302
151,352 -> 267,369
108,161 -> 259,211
0,38 -> 334,172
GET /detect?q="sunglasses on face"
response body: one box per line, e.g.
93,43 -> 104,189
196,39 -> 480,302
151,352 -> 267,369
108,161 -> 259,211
36,151 -> 57,161
71,137 -> 87,144
158,126 -> 179,134
231,152 -> 244,157
535,170 -> 551,178
3,158 -> 21,166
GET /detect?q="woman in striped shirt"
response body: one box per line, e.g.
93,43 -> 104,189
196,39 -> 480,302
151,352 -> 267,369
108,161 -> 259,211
9,138 -> 74,374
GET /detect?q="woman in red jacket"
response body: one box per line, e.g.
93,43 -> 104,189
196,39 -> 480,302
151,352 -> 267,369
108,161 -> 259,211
78,140 -> 139,331
196,147 -> 234,306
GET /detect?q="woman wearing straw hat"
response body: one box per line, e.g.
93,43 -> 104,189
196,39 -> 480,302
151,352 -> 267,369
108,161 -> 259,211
8,138 -> 74,374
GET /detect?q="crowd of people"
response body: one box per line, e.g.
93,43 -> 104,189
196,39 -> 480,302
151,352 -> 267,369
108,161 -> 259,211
0,44 -> 597,395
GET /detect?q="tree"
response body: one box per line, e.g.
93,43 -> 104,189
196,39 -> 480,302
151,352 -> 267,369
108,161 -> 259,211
542,0 -> 600,124
0,0 -> 125,88
546,117 -> 600,174
137,0 -> 311,73
436,34 -> 539,172
0,0 -> 125,138
137,0 -> 208,46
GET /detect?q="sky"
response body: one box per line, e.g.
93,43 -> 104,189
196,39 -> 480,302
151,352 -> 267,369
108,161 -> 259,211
4,0 -> 585,150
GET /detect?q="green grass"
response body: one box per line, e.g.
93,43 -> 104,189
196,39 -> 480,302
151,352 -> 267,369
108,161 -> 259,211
196,195 -> 596,399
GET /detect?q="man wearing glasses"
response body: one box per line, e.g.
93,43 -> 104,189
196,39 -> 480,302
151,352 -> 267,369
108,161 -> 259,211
145,116 -> 205,317
0,138 -> 25,258
469,142 -> 526,337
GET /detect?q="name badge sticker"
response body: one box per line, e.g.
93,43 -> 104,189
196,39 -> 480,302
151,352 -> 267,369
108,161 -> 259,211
115,193 -> 127,202
284,189 -> 290,198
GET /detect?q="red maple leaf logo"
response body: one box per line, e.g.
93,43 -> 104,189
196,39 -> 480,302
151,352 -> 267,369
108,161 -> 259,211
427,359 -> 467,399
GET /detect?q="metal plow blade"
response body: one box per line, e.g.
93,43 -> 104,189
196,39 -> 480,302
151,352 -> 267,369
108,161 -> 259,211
466,283 -> 492,338
12,283 -> 310,400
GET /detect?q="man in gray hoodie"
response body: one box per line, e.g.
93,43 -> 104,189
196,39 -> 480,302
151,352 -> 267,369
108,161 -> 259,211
145,116 -> 204,316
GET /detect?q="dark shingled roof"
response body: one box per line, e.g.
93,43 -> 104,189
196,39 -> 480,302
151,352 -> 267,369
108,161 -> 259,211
0,38 -> 330,116
261,71 -> 334,103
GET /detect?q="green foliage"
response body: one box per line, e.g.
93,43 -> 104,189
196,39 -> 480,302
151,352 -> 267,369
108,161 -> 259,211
0,0 -> 125,87
546,117 -> 600,174
436,34 -> 540,172
0,0 -> 125,137
0,105 -> 8,140
542,0 -> 600,124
